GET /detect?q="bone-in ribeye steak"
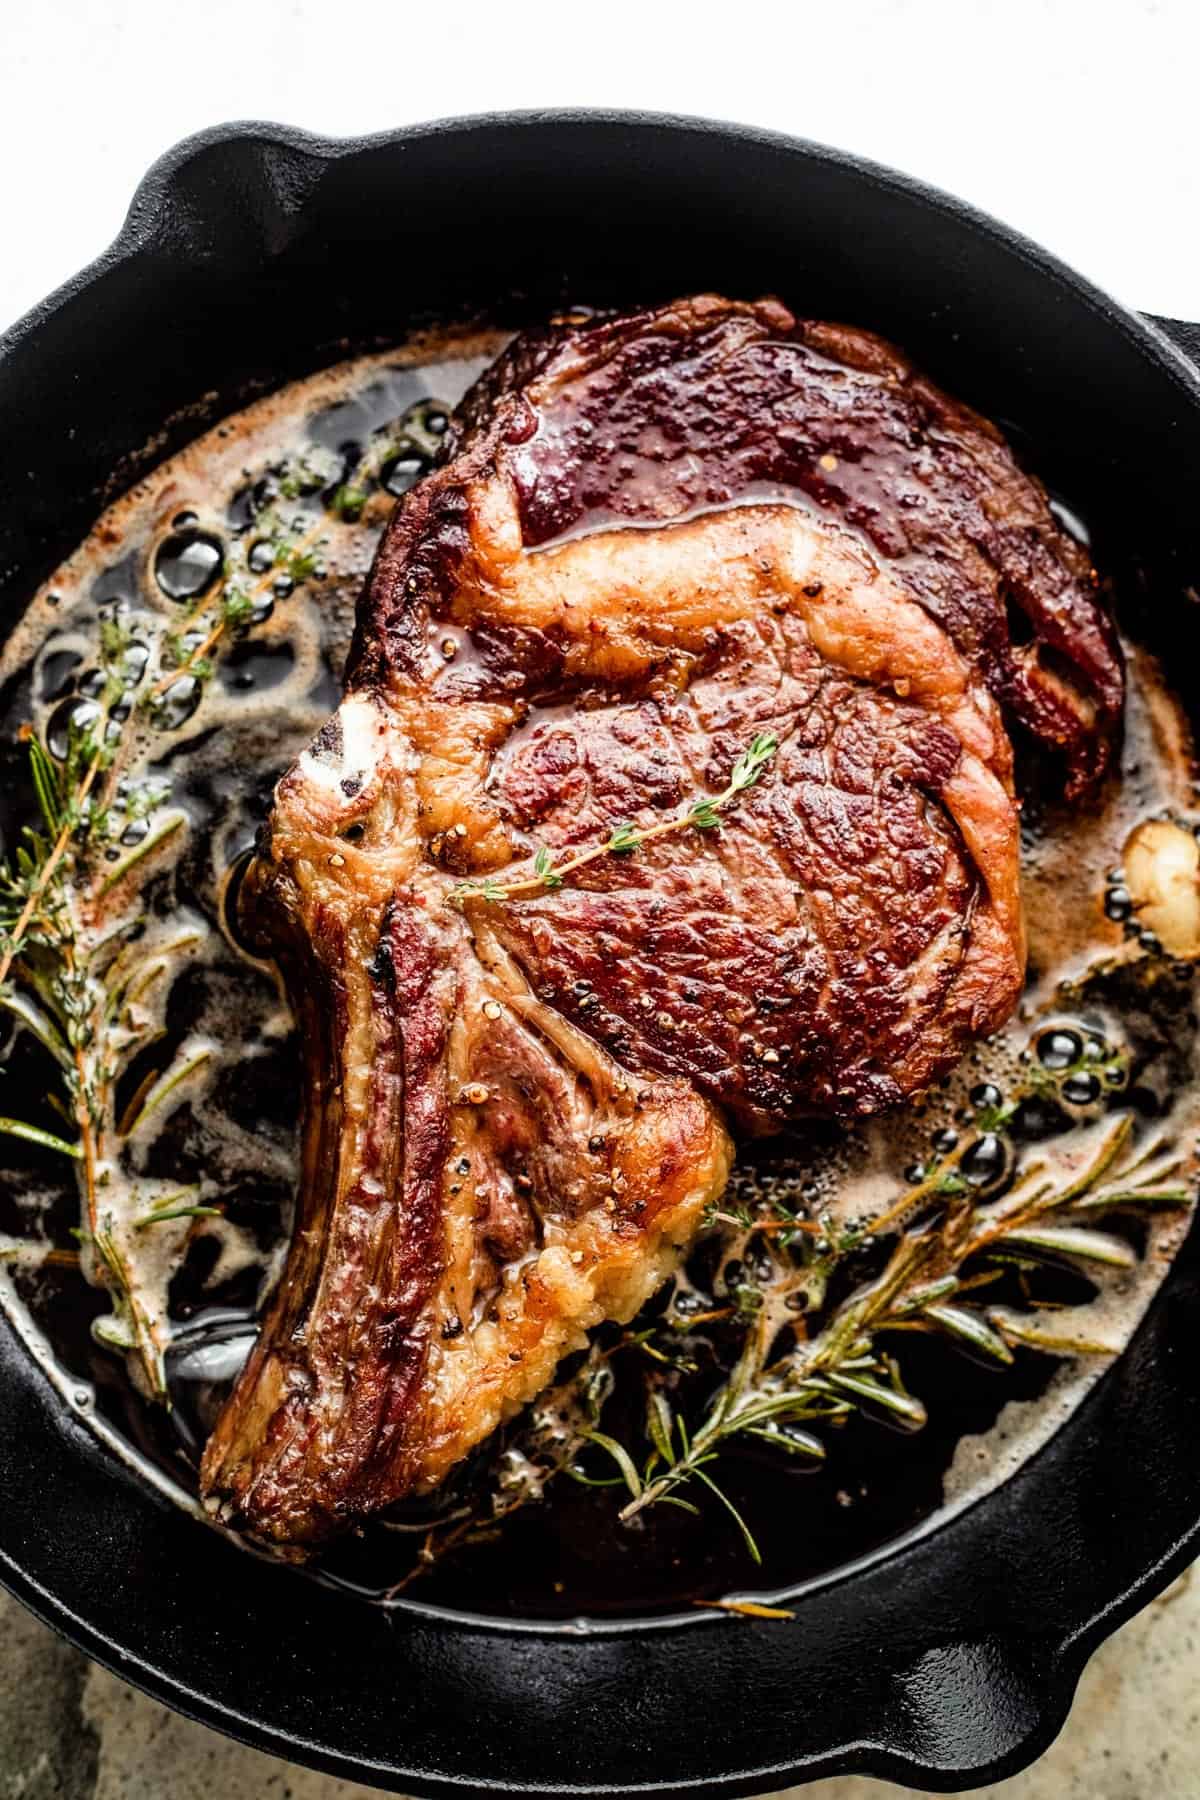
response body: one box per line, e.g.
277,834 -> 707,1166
200,297 -> 1123,1546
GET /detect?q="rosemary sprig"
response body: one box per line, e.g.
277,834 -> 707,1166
2,911 -> 194,1397
448,731 -> 779,907
608,1099 -> 1185,1544
383,1015 -> 1188,1589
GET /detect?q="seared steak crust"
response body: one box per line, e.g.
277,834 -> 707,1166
360,296 -> 1122,793
201,298 -> 1121,1546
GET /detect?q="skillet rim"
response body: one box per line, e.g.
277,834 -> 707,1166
1,107 -> 1199,1797
5,107 -> 1200,404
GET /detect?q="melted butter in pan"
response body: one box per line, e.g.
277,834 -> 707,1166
0,335 -> 1195,1618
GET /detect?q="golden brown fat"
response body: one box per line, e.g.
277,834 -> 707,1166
456,489 -> 1023,957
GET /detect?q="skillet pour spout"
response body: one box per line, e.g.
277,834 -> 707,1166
0,111 -> 1199,1799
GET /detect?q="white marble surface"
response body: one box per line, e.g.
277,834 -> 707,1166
2,2 -> 1198,1793
1,0 -> 1199,333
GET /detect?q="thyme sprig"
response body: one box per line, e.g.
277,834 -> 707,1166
146,514 -> 327,706
330,397 -> 451,529
0,618 -> 138,988
0,715 -> 207,1394
449,731 -> 780,908
0,616 -> 186,1388
0,449 -> 356,1397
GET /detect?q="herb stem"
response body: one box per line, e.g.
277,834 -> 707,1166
147,517 -> 326,700
614,1043 -> 1184,1540
449,730 -> 781,908
0,750 -> 101,990
0,467 -> 342,1404
62,940 -> 103,1244
147,617 -> 226,700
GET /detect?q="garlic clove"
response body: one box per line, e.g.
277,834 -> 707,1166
1124,819 -> 1200,958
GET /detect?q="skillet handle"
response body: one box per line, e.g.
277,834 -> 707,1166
1144,312 -> 1200,371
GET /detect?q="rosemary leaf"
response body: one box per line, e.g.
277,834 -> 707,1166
0,1116 -> 81,1159
1074,1186 -> 1192,1212
895,1275 -> 960,1315
646,1390 -> 675,1465
27,736 -> 63,832
1051,1114 -> 1136,1205
121,1045 -> 212,1139
921,1303 -> 1015,1365
690,1467 -> 762,1565
825,1371 -> 929,1429
137,1205 -> 221,1226
743,1423 -> 825,1460
135,1191 -> 222,1228
649,1494 -> 702,1516
580,1428 -> 645,1501
988,1310 -> 1118,1357
0,989 -> 73,1069
998,1224 -> 1137,1269
91,1313 -> 137,1351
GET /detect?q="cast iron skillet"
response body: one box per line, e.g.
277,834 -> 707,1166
1,110 -> 1199,1798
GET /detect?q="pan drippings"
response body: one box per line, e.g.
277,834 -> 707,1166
0,335 -> 1194,1619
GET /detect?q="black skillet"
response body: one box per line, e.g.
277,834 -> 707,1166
1,110 -> 1199,1798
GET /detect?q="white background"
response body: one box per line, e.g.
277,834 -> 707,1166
2,0 -> 1198,333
